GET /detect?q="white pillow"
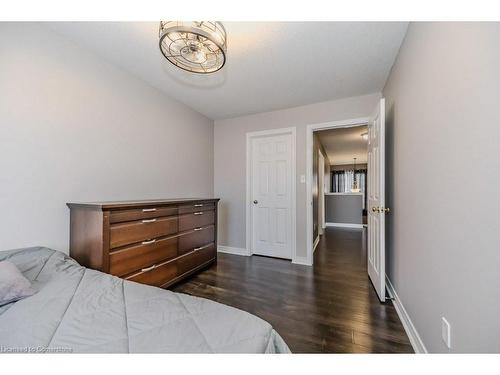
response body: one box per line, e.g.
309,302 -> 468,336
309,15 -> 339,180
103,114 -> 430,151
0,261 -> 36,306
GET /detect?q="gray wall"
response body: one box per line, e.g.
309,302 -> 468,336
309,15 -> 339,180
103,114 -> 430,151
0,23 -> 214,253
383,22 -> 500,352
214,92 -> 380,260
325,194 -> 362,224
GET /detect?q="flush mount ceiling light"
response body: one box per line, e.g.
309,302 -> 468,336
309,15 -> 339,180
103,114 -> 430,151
158,21 -> 227,74
361,132 -> 368,141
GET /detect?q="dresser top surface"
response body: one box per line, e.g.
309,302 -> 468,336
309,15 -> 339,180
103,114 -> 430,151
67,198 -> 219,210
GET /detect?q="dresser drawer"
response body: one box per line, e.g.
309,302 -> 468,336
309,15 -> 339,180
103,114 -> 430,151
109,236 -> 178,277
125,259 -> 177,287
110,216 -> 178,248
178,202 -> 215,214
178,210 -> 215,232
110,206 -> 178,224
178,243 -> 216,276
178,225 -> 215,254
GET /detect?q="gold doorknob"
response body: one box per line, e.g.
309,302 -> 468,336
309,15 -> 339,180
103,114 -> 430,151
371,206 -> 379,213
383,207 -> 391,214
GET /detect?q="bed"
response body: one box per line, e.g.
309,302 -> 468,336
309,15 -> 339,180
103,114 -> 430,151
0,247 -> 290,353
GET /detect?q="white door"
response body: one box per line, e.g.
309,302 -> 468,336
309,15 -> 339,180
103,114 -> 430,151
367,98 -> 386,302
250,133 -> 293,259
318,151 -> 325,233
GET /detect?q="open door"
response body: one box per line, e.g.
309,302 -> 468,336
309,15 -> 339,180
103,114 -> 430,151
367,98 -> 387,302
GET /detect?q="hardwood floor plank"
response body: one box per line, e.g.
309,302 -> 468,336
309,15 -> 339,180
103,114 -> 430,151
172,227 -> 413,353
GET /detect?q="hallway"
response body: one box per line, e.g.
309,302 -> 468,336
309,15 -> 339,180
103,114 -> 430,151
173,227 -> 413,353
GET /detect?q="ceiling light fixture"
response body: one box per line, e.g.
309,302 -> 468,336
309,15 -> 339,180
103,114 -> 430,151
159,21 -> 227,74
361,132 -> 368,141
351,157 -> 361,193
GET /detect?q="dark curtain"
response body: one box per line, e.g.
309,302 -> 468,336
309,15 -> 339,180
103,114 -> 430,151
330,169 -> 368,209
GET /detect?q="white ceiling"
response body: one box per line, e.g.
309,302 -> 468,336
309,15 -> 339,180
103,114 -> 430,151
46,22 -> 408,120
317,125 -> 368,165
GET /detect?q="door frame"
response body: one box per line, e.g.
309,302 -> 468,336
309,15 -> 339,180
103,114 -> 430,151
246,127 -> 297,261
318,149 -> 325,236
306,117 -> 369,265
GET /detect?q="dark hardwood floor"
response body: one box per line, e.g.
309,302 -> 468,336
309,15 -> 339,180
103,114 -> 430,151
172,227 -> 413,353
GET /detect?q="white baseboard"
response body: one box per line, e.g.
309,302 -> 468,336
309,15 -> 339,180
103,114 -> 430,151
385,275 -> 428,354
217,246 -> 250,256
292,256 -> 312,266
325,222 -> 363,229
313,236 -> 319,252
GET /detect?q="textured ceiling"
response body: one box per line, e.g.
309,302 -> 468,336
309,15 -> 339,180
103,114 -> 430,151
317,125 -> 368,165
46,22 -> 408,120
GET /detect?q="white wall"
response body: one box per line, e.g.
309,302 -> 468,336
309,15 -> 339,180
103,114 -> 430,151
383,22 -> 500,352
214,93 -> 380,260
0,23 -> 214,253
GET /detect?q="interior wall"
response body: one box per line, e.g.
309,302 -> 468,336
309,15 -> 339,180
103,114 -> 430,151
214,92 -> 380,261
383,22 -> 500,352
325,194 -> 363,224
0,23 -> 214,253
330,163 -> 367,171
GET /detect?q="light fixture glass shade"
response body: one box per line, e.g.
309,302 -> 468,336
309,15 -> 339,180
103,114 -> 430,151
159,21 -> 227,74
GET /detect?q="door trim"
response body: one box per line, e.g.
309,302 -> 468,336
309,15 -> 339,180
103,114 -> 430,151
318,150 -> 326,233
246,127 -> 297,261
306,117 -> 369,266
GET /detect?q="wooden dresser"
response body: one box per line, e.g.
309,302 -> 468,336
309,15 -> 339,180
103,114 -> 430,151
67,198 -> 219,288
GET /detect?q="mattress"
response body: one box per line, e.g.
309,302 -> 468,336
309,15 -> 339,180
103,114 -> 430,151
0,247 -> 290,353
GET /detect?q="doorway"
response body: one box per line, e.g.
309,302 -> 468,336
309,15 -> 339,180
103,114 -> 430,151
306,98 -> 387,302
319,125 -> 368,231
246,127 -> 297,261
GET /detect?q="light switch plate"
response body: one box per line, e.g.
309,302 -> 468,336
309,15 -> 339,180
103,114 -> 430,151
441,317 -> 451,349
300,175 -> 306,183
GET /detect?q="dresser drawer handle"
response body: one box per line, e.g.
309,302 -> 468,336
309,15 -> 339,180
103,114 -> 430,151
194,227 -> 203,231
141,239 -> 156,245
194,212 -> 204,215
142,208 -> 157,212
142,219 -> 157,223
194,204 -> 203,207
141,264 -> 156,272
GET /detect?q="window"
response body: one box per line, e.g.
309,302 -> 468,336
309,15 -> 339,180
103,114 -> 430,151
331,168 -> 367,208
